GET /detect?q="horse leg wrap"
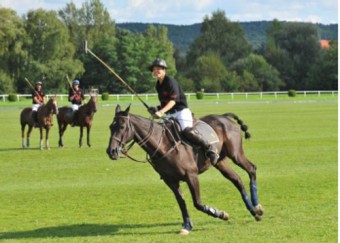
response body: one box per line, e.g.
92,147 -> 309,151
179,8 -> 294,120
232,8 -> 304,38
250,181 -> 259,206
203,205 -> 224,219
182,217 -> 193,231
242,192 -> 256,216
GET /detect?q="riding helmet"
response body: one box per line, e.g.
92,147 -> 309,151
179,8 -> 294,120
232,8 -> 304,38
72,80 -> 80,85
149,59 -> 167,71
35,81 -> 43,86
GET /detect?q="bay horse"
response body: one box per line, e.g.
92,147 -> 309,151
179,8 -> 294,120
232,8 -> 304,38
106,104 -> 264,235
20,96 -> 58,150
57,95 -> 98,148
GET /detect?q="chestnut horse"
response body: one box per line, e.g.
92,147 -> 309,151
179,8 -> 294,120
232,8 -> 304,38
20,96 -> 58,150
106,104 -> 264,235
57,95 -> 97,148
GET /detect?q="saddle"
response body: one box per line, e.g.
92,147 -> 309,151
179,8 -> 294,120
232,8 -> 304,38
165,118 -> 219,146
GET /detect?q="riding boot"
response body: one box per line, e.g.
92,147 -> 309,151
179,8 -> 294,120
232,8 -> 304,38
32,111 -> 38,127
71,110 -> 78,127
182,127 -> 219,165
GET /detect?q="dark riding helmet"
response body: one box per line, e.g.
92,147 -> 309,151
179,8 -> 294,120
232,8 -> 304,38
72,80 -> 80,85
35,81 -> 43,86
149,59 -> 167,72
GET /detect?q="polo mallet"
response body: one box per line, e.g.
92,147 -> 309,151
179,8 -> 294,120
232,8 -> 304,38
84,40 -> 150,109
25,77 -> 42,100
65,74 -> 75,92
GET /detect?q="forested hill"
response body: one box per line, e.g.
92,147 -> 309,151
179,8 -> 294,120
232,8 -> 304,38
117,21 -> 338,53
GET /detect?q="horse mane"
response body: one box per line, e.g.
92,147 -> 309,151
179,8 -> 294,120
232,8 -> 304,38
222,113 -> 251,139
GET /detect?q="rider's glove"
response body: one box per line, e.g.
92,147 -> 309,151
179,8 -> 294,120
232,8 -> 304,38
153,110 -> 164,119
147,106 -> 158,115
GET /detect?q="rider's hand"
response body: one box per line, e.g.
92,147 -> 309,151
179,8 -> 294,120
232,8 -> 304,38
147,106 -> 157,115
153,110 -> 164,119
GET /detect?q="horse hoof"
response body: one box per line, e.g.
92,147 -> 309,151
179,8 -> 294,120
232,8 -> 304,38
255,204 -> 264,216
255,215 -> 262,221
222,211 -> 229,221
179,229 -> 190,235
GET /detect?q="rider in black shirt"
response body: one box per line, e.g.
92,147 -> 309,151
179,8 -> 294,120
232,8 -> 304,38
148,58 -> 219,165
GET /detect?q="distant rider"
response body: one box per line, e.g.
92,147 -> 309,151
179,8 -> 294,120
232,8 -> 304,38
68,79 -> 85,126
31,81 -> 46,127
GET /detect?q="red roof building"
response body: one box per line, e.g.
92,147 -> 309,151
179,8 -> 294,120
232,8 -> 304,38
320,40 -> 330,48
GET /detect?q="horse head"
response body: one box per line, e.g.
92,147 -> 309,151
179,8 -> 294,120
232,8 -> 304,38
106,104 -> 134,160
47,96 -> 58,115
89,95 -> 98,113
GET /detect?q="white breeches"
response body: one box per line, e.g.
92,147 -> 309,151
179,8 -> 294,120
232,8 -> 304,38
165,108 -> 193,131
32,104 -> 42,111
71,104 -> 80,111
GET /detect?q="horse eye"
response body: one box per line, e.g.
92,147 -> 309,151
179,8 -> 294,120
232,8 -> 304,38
110,121 -> 116,129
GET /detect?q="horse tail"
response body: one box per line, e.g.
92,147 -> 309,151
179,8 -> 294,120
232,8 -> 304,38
222,113 -> 251,140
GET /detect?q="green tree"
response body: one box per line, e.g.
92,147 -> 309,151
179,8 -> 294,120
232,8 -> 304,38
307,40 -> 338,90
264,21 -> 322,90
190,53 -> 228,92
239,70 -> 259,92
186,10 -> 251,68
82,35 -> 120,93
220,70 -> 241,92
58,2 -> 83,50
23,9 -> 83,93
231,54 -> 283,91
59,0 -> 116,60
0,8 -> 27,93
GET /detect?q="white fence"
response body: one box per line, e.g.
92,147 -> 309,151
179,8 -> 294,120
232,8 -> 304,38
0,91 -> 337,102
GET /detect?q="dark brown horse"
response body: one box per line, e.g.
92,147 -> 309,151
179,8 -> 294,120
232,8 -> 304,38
57,95 -> 98,148
20,96 -> 58,150
106,104 -> 264,235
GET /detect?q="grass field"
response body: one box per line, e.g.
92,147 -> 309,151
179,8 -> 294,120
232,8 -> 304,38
0,96 -> 337,242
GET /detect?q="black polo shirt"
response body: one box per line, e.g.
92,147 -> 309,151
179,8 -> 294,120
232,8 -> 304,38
156,75 -> 188,114
32,90 -> 45,104
68,88 -> 85,105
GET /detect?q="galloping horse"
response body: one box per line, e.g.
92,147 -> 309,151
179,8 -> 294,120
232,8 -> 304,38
106,104 -> 264,235
20,96 -> 58,150
57,95 -> 98,148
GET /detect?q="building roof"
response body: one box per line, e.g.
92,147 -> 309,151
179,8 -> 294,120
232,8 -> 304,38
320,40 -> 330,48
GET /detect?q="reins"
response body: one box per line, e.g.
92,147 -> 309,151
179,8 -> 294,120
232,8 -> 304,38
120,115 -> 182,164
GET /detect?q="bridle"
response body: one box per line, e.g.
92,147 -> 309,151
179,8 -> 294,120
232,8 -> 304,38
111,114 -> 181,164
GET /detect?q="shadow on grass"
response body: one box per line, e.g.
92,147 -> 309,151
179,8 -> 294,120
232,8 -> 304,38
0,148 -> 25,152
0,222 -> 180,239
0,146 -> 67,152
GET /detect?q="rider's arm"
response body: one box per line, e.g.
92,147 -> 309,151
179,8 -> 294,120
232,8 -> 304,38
33,95 -> 41,104
158,100 -> 176,115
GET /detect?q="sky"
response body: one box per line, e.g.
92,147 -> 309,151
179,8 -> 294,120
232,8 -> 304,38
0,0 -> 338,25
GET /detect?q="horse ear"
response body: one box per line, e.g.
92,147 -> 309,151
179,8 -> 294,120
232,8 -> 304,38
125,104 -> 131,113
115,104 -> 121,114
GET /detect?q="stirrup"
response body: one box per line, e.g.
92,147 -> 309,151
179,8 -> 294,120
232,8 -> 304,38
207,151 -> 219,165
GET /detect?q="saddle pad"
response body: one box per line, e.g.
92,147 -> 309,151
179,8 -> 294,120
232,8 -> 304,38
194,120 -> 219,144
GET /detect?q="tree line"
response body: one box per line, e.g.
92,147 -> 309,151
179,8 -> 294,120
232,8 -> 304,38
0,0 -> 338,95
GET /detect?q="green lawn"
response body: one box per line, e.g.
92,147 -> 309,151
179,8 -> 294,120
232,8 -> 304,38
0,97 -> 337,242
